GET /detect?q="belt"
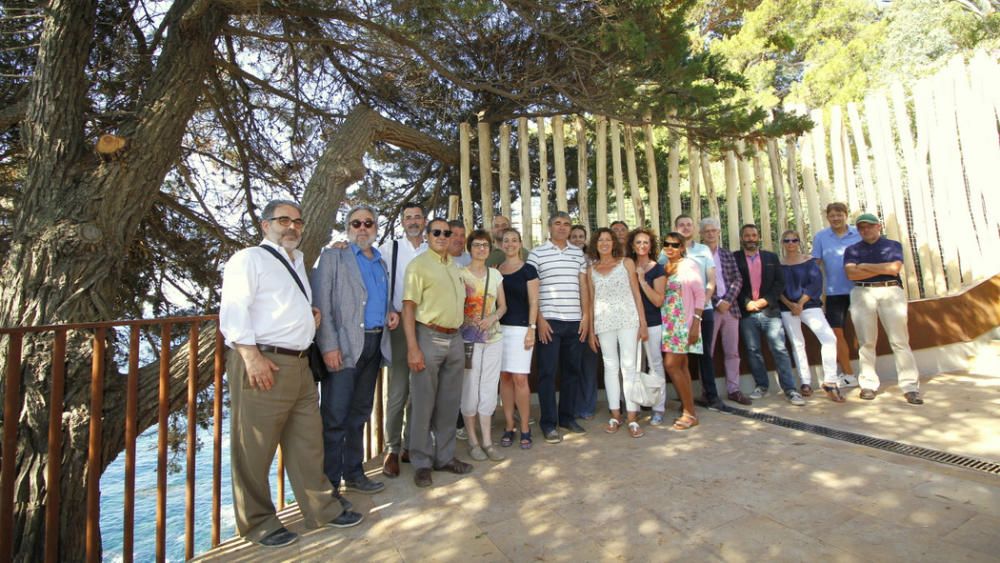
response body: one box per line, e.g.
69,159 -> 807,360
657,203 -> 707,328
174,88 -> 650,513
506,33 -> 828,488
364,328 -> 383,334
257,344 -> 309,357
855,281 -> 901,288
419,322 -> 459,335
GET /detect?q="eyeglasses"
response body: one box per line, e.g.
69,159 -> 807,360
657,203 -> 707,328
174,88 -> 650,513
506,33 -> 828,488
783,238 -> 800,243
663,242 -> 682,249
350,219 -> 375,229
430,229 -> 453,238
266,216 -> 305,228
471,241 -> 491,249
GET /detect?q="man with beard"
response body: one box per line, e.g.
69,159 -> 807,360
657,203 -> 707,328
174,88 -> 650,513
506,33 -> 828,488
220,199 -> 363,548
733,224 -> 805,406
312,205 -> 398,503
378,204 -> 427,477
403,218 -> 473,487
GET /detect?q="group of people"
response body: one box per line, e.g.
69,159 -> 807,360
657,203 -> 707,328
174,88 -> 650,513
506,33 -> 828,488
218,198 -> 924,548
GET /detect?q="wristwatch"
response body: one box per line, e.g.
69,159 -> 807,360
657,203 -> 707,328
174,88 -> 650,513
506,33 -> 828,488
529,324 -> 537,329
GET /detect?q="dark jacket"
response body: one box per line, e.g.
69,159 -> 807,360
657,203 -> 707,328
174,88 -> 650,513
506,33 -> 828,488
732,249 -> 785,317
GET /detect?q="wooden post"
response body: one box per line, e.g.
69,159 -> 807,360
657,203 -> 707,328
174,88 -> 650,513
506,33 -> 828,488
553,115 -> 568,212
447,194 -> 460,220
810,108 -> 833,210
518,117 -> 534,245
460,123 -> 474,231
537,117 -> 550,241
736,140 -> 754,229
847,102 -> 877,213
766,139 -> 788,236
969,51 -> 1000,236
643,121 -> 659,237
924,77 -> 963,289
624,125 -> 645,226
668,137 -> 681,225
753,147 -> 772,250
724,150 -> 741,250
798,131 -> 822,241
911,79 -> 946,297
576,115 -> 591,230
829,105 -> 848,204
701,151 -> 721,221
785,137 -> 805,235
477,120 -> 494,229
688,143 -> 701,227
840,113 -> 859,213
498,123 -> 512,219
596,117 -> 609,228
610,119 -> 626,222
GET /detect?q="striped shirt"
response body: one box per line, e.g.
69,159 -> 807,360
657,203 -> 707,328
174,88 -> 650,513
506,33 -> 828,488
527,240 -> 588,322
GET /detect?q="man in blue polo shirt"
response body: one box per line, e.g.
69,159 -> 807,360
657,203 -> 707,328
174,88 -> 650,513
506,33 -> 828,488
843,213 -> 923,405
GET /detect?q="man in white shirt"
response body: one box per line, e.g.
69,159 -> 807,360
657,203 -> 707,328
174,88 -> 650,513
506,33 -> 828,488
377,204 -> 427,477
220,199 -> 363,548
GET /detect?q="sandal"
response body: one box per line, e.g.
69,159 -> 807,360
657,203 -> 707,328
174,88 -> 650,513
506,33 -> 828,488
821,384 -> 846,403
500,430 -> 515,447
672,413 -> 699,430
605,418 -> 622,434
627,421 -> 645,438
519,431 -> 533,449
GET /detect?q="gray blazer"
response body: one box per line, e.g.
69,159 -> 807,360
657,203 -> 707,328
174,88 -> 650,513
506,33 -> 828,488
310,246 -> 392,371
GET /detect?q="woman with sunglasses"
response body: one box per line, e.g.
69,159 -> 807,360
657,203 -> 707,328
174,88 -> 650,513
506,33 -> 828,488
627,228 -> 669,425
779,230 -> 844,402
587,228 -> 648,438
660,232 -> 702,430
459,229 -> 509,461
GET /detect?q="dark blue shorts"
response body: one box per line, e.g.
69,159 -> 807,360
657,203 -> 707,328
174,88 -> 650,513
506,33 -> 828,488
824,294 -> 851,328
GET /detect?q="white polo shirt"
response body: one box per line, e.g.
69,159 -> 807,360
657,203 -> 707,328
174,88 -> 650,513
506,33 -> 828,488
527,240 -> 588,322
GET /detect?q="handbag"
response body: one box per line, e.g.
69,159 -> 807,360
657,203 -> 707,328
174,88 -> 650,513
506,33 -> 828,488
623,340 -> 665,408
258,244 -> 328,382
464,270 -> 490,369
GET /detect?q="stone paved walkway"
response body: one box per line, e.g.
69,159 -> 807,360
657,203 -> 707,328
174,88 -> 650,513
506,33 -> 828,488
198,367 -> 1000,562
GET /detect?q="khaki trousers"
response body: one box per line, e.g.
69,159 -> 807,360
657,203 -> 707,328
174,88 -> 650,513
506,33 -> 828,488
849,286 -> 920,393
228,349 -> 343,541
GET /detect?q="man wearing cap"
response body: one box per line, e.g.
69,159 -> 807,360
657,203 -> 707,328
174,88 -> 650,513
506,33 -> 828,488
844,213 -> 923,405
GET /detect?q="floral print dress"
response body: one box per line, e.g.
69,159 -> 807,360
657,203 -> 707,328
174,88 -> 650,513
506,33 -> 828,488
661,272 -> 703,354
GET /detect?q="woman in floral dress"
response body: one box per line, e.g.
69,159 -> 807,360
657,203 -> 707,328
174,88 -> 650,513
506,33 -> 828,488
660,232 -> 704,430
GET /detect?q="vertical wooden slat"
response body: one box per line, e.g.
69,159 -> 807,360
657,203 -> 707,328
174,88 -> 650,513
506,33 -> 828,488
642,121 -> 659,236
667,138 -> 681,224
810,108 -> 833,210
766,139 -> 788,236
155,324 -> 170,563
459,123 -> 473,231
687,143 -> 701,227
537,117 -> 550,240
829,105 -> 848,204
736,141 -> 754,228
212,328 -> 224,548
912,79 -> 946,297
477,120 -> 494,229
595,117 -> 609,228
609,119 -> 625,222
576,115 -> 590,230
935,66 -> 976,285
86,327 -> 107,563
553,116 -> 568,213
498,123 -> 512,219
185,324 -> 198,561
798,131 -> 822,241
122,327 -> 140,563
518,118 -> 534,244
847,102 -> 877,213
753,147 -> 772,250
865,93 -> 900,241
624,125 -> 644,226
447,195 -> 459,221
785,137 -> 804,235
724,150 -> 740,250
701,152 -> 720,221
0,333 -> 23,562
45,330 -> 67,563
840,114 -> 860,213
925,75 -> 963,289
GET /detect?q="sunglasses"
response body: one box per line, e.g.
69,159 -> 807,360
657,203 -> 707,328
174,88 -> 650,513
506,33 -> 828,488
350,219 -> 375,229
267,216 -> 305,228
663,242 -> 682,249
783,238 -> 800,243
430,229 -> 453,238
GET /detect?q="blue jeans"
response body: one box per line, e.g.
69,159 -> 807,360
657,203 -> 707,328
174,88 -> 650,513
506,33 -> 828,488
536,319 -> 583,433
739,312 -> 797,393
575,345 -> 599,418
693,309 -> 718,401
320,332 -> 382,487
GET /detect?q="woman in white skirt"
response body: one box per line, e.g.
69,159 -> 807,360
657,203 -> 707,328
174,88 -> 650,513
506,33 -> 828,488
460,230 -> 508,461
779,230 -> 844,402
497,228 -> 539,449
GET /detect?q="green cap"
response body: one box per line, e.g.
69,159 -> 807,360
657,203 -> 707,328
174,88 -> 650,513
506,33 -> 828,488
855,213 -> 879,225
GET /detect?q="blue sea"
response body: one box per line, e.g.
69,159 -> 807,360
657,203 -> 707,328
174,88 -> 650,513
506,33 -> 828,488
100,401 -> 295,562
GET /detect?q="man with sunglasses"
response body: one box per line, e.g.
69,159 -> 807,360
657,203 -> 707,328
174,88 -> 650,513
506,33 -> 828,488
311,205 -> 398,504
220,199 -> 363,548
378,204 -> 427,477
402,218 -> 472,487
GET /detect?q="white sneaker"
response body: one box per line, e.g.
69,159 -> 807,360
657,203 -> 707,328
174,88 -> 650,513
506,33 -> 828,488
456,427 -> 468,440
785,390 -> 806,406
838,374 -> 859,389
749,386 -> 768,400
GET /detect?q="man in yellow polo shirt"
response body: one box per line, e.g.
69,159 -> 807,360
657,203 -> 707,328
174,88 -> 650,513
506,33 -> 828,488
402,217 -> 472,487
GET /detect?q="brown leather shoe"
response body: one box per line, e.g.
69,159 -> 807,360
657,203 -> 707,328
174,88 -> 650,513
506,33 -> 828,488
414,468 -> 432,488
400,449 -> 410,464
800,384 -> 814,397
433,458 -> 474,474
381,452 -> 399,478
727,391 -> 752,405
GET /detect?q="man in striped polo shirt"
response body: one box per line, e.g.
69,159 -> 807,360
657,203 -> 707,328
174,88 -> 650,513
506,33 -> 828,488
527,211 -> 591,443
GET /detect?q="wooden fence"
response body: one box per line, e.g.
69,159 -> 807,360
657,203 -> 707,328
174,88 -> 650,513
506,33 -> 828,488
456,52 -> 1000,300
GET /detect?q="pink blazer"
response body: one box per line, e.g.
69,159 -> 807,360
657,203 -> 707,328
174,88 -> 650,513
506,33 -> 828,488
675,258 -> 705,329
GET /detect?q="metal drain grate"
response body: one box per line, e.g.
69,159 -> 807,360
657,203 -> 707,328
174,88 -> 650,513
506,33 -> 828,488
724,406 -> 1000,476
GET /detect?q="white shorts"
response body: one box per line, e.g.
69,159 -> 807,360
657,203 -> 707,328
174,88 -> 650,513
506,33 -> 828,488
500,325 -> 533,373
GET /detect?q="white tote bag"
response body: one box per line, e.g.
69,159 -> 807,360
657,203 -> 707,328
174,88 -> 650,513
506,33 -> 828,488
623,341 -> 665,408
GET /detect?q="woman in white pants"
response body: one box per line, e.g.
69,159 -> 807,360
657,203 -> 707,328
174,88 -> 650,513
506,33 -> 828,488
587,228 -> 648,438
779,230 -> 845,403
628,228 -> 669,425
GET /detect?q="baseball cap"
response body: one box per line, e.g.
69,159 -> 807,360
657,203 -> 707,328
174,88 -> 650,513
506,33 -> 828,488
855,213 -> 879,225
